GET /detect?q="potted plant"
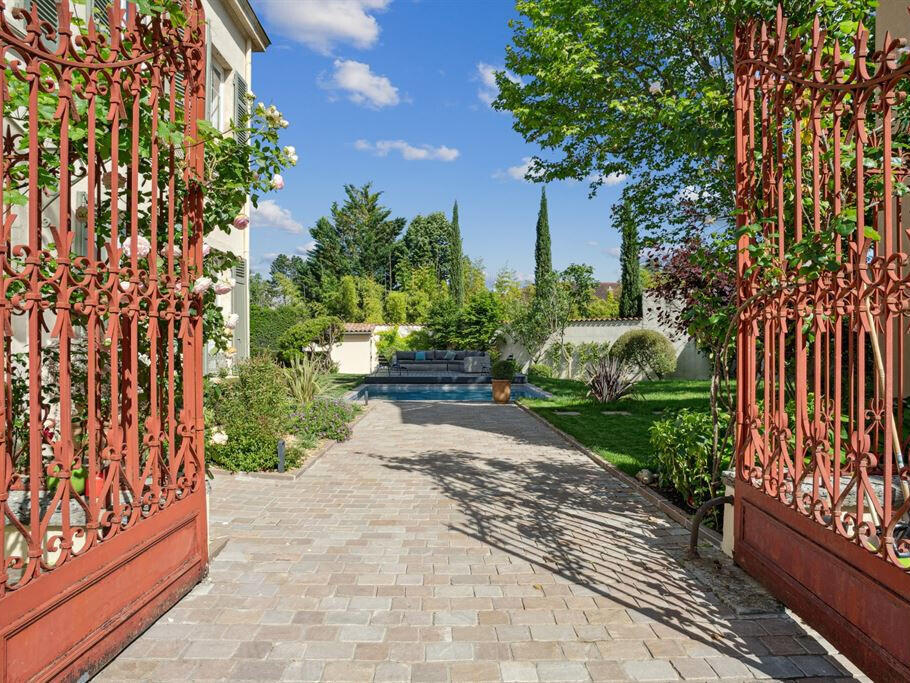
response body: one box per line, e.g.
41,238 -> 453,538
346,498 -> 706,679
491,359 -> 517,403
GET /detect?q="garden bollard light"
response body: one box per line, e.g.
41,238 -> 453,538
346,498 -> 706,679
277,439 -> 286,473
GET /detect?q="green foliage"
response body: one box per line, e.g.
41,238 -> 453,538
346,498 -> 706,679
401,265 -> 449,323
493,267 -> 527,323
561,263 -> 597,318
301,183 -> 406,294
250,305 -> 306,356
575,341 -> 611,374
339,275 -> 360,321
612,330 -> 677,379
358,277 -> 385,323
534,186 -> 552,286
285,355 -> 325,405
277,316 -> 344,365
616,203 -> 642,318
451,291 -> 503,351
290,398 -> 358,442
450,201 -> 465,307
492,358 -> 518,381
588,291 -> 619,319
494,0 -> 874,245
650,409 -> 731,510
206,358 -> 301,473
527,363 -> 553,379
384,291 -> 408,324
376,326 -> 416,359
426,291 -> 503,351
402,212 -> 453,281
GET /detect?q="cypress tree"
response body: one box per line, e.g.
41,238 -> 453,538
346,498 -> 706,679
449,200 -> 465,307
534,186 -> 552,287
617,204 -> 642,318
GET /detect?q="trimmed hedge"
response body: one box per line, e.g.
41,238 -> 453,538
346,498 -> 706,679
611,329 -> 676,379
250,305 -> 306,356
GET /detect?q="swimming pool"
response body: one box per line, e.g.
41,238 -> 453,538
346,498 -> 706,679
347,383 -> 550,402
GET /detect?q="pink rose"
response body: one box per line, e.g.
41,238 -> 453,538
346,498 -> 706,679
271,174 -> 285,190
233,215 -> 250,230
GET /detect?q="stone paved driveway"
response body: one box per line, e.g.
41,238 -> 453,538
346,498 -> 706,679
97,401 -> 865,682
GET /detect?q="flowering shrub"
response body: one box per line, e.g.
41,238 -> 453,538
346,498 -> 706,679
290,398 -> 358,443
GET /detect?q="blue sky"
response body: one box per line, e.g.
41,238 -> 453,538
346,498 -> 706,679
248,0 -> 627,283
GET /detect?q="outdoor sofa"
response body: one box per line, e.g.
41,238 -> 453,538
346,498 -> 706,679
392,350 -> 491,373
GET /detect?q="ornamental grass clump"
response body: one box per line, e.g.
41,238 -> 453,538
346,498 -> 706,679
585,356 -> 637,403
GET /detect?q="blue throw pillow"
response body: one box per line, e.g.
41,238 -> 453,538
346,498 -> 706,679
415,351 -> 426,361
444,351 -> 456,360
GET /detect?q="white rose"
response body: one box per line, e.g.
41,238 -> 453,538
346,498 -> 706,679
193,276 -> 212,294
210,430 -> 227,445
271,174 -> 285,190
225,313 -> 240,330
160,244 -> 182,258
649,81 -> 662,95
213,277 -> 235,295
202,242 -> 212,257
122,234 -> 151,259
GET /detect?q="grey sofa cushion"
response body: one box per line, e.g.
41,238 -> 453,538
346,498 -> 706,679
454,352 -> 466,360
397,351 -> 415,361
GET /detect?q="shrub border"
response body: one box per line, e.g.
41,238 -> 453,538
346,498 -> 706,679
515,402 -> 722,550
209,402 -> 375,481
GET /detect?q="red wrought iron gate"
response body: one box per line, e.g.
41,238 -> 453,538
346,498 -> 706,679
0,1 -> 209,680
735,9 -> 910,680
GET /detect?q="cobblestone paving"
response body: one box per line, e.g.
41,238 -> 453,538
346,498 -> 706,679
97,401 -> 866,682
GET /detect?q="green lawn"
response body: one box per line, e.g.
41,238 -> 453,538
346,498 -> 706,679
324,373 -> 366,397
519,377 -> 712,476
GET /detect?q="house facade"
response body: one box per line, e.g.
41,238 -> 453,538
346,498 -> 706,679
5,1 -> 268,372
198,0 -> 269,373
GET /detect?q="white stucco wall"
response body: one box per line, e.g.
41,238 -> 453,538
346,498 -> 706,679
499,292 -> 711,380
331,325 -> 425,375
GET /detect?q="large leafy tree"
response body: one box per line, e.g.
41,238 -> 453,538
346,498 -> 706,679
302,183 -> 406,296
495,0 -> 875,242
561,263 -> 597,318
401,212 -> 453,282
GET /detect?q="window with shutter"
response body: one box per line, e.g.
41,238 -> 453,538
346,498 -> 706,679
89,0 -> 111,30
32,0 -> 56,26
234,74 -> 248,143
232,259 -> 249,361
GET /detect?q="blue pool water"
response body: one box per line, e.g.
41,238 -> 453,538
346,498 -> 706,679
349,383 -> 548,402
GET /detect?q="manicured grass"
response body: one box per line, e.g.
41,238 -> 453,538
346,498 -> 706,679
324,373 -> 366,397
519,377 -> 712,476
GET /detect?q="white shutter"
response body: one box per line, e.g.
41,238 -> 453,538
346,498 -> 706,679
232,259 -> 249,360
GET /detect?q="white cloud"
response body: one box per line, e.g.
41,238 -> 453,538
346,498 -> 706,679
493,157 -> 539,182
355,139 -> 459,162
295,242 -> 317,255
586,240 -> 600,247
475,62 -> 519,106
323,59 -> 399,108
603,246 -> 621,258
588,171 -> 628,186
256,0 -> 390,55
251,200 -> 304,234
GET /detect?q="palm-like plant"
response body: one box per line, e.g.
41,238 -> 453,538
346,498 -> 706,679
586,356 -> 637,404
285,355 -> 325,405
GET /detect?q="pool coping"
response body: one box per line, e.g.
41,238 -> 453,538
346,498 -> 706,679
344,382 -> 552,402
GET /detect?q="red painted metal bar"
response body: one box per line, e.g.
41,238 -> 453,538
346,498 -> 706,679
734,8 -> 910,678
0,3 -> 209,676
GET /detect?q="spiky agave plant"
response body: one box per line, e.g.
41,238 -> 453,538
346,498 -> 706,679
586,356 -> 637,404
285,355 -> 325,405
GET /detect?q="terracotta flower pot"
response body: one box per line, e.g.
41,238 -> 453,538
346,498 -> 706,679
492,379 -> 512,403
